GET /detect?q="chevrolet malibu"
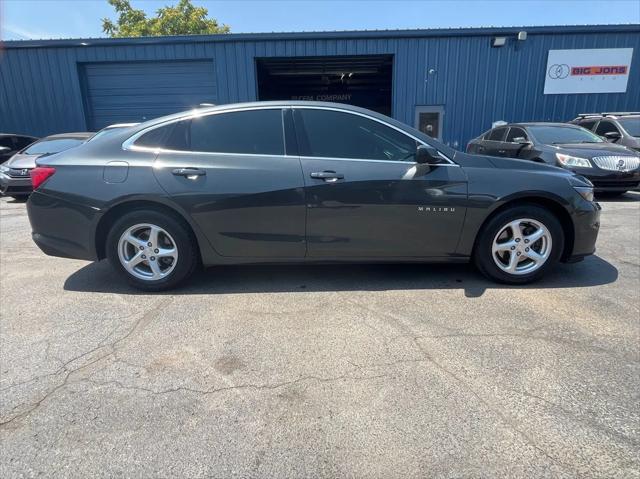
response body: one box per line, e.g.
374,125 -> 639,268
26,102 -> 601,291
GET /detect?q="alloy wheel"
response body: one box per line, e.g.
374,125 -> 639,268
491,218 -> 552,275
117,223 -> 178,281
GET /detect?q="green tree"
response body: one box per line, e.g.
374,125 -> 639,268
102,0 -> 230,37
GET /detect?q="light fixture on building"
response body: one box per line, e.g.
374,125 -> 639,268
492,37 -> 507,47
518,31 -> 527,41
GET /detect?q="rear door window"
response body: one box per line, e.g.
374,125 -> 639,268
190,109 -> 284,155
487,127 -> 508,141
505,127 -> 528,142
134,109 -> 285,156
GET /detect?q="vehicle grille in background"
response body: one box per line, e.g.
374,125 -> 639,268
7,168 -> 31,178
591,156 -> 640,172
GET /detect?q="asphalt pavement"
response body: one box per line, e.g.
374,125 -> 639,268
0,193 -> 638,478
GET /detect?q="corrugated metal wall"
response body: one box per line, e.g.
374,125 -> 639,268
1,26 -> 639,148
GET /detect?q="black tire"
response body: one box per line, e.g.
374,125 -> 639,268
106,209 -> 199,291
473,204 -> 564,284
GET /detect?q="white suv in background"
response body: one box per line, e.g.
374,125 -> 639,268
571,113 -> 640,152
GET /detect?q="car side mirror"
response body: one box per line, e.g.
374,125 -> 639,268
416,145 -> 444,164
512,137 -> 532,145
604,131 -> 621,141
0,146 -> 10,153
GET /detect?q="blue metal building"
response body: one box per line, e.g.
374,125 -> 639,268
1,24 -> 638,148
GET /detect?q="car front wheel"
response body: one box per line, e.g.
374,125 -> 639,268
474,205 -> 564,284
106,209 -> 198,291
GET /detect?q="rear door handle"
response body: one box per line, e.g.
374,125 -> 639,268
310,171 -> 344,182
172,167 -> 206,178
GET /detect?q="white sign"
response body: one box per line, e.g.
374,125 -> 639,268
543,48 -> 633,94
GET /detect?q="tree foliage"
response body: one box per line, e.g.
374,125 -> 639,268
102,0 -> 230,37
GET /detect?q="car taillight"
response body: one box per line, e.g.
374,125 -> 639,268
30,166 -> 56,190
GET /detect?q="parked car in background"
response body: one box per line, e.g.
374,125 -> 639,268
88,123 -> 140,142
570,112 -> 640,152
0,134 -> 39,164
27,102 -> 600,290
467,122 -> 640,196
0,132 -> 92,199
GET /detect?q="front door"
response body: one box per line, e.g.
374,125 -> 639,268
293,108 -> 467,258
149,108 -> 306,258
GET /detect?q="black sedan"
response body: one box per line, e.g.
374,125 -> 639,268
0,132 -> 92,198
0,133 -> 38,164
467,122 -> 640,195
26,102 -> 600,290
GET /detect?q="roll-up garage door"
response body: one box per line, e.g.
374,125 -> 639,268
81,60 -> 217,130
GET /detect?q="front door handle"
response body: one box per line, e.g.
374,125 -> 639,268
172,167 -> 206,178
310,171 -> 344,182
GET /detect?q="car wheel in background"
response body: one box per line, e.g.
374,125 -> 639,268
106,209 -> 199,291
474,205 -> 564,284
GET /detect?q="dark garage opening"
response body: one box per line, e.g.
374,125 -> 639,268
256,55 -> 393,116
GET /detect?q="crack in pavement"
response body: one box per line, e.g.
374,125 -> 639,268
507,387 -> 640,449
84,372 -> 392,396
0,296 -> 174,428
342,298 -> 578,474
416,331 -> 639,364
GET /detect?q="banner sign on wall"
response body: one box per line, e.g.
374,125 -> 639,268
544,48 -> 633,95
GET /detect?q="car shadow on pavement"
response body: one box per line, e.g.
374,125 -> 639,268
3,197 -> 28,203
64,255 -> 618,298
596,192 -> 640,203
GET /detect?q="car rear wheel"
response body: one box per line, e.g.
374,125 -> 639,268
474,205 -> 563,284
106,209 -> 198,291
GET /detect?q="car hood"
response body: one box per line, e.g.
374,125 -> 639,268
545,142 -> 638,158
456,152 -> 592,187
4,153 -> 41,169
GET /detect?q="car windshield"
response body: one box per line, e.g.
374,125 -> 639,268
23,138 -> 85,155
528,126 -> 604,145
618,118 -> 640,137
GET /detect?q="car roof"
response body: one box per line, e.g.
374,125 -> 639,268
40,132 -> 94,140
0,133 -> 39,138
507,122 -> 582,128
574,112 -> 640,120
101,123 -> 140,130
127,100 -> 457,157
137,100 -> 402,126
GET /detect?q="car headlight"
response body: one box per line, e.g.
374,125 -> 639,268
573,186 -> 594,202
0,165 -> 9,173
556,153 -> 592,168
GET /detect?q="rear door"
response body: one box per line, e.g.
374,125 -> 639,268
147,108 -> 306,258
293,107 -> 467,258
502,126 -> 536,159
483,127 -> 508,156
